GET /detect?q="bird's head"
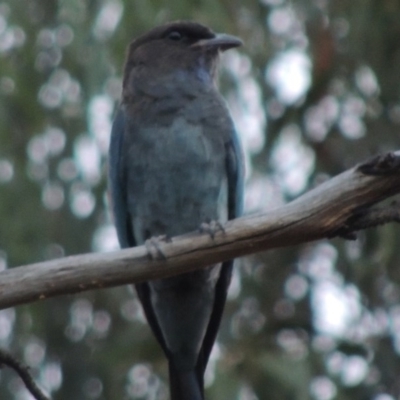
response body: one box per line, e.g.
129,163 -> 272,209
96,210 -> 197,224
122,21 -> 242,101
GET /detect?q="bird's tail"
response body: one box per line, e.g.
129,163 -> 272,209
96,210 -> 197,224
168,362 -> 203,400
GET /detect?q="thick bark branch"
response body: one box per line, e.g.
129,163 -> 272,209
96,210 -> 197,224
0,152 -> 399,310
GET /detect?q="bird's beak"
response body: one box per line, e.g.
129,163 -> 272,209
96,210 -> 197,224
191,33 -> 243,52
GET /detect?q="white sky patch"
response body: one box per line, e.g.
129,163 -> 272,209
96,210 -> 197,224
285,274 -> 309,301
266,49 -> 311,105
42,182 -> 64,210
0,308 -> 15,342
0,159 -> 13,183
327,352 -> 369,387
340,355 -> 368,386
261,0 -> 284,5
339,95 -> 366,139
27,126 -> 66,166
40,362 -> 63,393
388,305 -> 400,354
245,174 -> 284,212
238,385 -> 259,400
126,363 -> 164,399
204,342 -> 221,387
305,96 -> 340,142
92,224 -> 119,252
271,124 -> 315,196
70,188 -> 96,218
223,51 -> 266,180
38,69 -> 81,108
312,281 -> 362,337
301,242 -> 389,347
57,158 -> 78,182
299,243 -> 364,338
374,395 -> 395,400
74,135 -> 101,185
24,337 -> 46,367
233,76 -> 266,154
88,95 -> 114,154
28,135 -> 48,164
44,127 -> 66,156
310,376 -> 337,400
355,65 -> 380,97
268,6 -> 296,36
93,0 -> 123,40
227,266 -> 241,300
0,24 -> 25,53
299,243 -> 338,280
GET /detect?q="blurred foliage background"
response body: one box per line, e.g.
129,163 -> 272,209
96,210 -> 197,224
0,0 -> 400,399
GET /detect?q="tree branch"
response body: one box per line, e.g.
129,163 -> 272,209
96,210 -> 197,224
0,349 -> 50,400
0,152 -> 400,311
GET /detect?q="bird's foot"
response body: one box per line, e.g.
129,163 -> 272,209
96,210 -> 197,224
199,219 -> 225,240
145,235 -> 170,260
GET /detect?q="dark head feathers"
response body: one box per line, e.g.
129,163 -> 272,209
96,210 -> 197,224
122,21 -> 242,100
128,21 -> 215,55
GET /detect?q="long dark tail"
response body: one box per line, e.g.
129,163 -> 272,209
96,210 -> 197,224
169,362 -> 203,400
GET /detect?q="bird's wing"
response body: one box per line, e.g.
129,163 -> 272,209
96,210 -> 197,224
108,107 -> 131,248
109,107 -> 169,354
198,128 -> 245,372
226,127 -> 245,220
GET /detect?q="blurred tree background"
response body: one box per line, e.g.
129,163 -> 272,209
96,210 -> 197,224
0,0 -> 400,399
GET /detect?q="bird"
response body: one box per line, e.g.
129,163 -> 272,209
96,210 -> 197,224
108,21 -> 244,400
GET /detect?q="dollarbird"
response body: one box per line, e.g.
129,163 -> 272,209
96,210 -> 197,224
108,21 -> 244,400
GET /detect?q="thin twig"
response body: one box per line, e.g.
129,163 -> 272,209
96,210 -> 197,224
0,348 -> 50,400
335,200 -> 400,238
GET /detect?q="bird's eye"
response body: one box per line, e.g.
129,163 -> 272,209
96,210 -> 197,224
167,31 -> 183,41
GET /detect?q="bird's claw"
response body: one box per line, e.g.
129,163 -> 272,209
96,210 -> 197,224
199,220 -> 225,240
145,235 -> 170,260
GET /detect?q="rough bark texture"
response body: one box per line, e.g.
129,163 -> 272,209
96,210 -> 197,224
0,152 -> 399,310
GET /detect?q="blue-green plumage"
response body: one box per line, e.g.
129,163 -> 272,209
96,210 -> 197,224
108,21 -> 243,400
